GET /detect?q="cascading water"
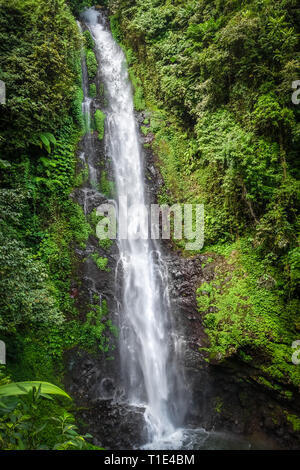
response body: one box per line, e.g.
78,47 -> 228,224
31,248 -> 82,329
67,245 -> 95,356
74,8 -> 275,451
81,8 -> 184,446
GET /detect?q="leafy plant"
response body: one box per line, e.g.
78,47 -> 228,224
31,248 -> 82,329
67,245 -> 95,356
37,133 -> 57,154
99,169 -> 114,197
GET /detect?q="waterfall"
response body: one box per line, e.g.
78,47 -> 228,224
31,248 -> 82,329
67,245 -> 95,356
80,8 -> 184,446
76,7 -> 267,452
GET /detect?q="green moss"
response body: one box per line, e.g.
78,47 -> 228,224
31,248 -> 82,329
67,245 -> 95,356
196,292 -> 211,312
99,170 -> 114,197
109,15 -> 145,111
78,299 -> 118,353
88,208 -> 102,234
99,83 -> 104,97
0,0 -> 115,449
140,125 -> 149,136
255,376 -> 281,391
94,109 -> 106,140
99,238 -> 113,251
238,350 -> 253,363
110,14 -> 122,43
72,86 -> 84,131
129,69 -> 145,111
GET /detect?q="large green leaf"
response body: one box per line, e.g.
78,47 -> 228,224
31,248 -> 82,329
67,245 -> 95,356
0,382 -> 71,399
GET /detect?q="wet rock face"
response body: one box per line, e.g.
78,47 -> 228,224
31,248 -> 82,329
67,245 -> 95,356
81,401 -> 148,450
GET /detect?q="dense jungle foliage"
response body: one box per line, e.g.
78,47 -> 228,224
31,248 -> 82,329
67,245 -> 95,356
108,0 -> 300,392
